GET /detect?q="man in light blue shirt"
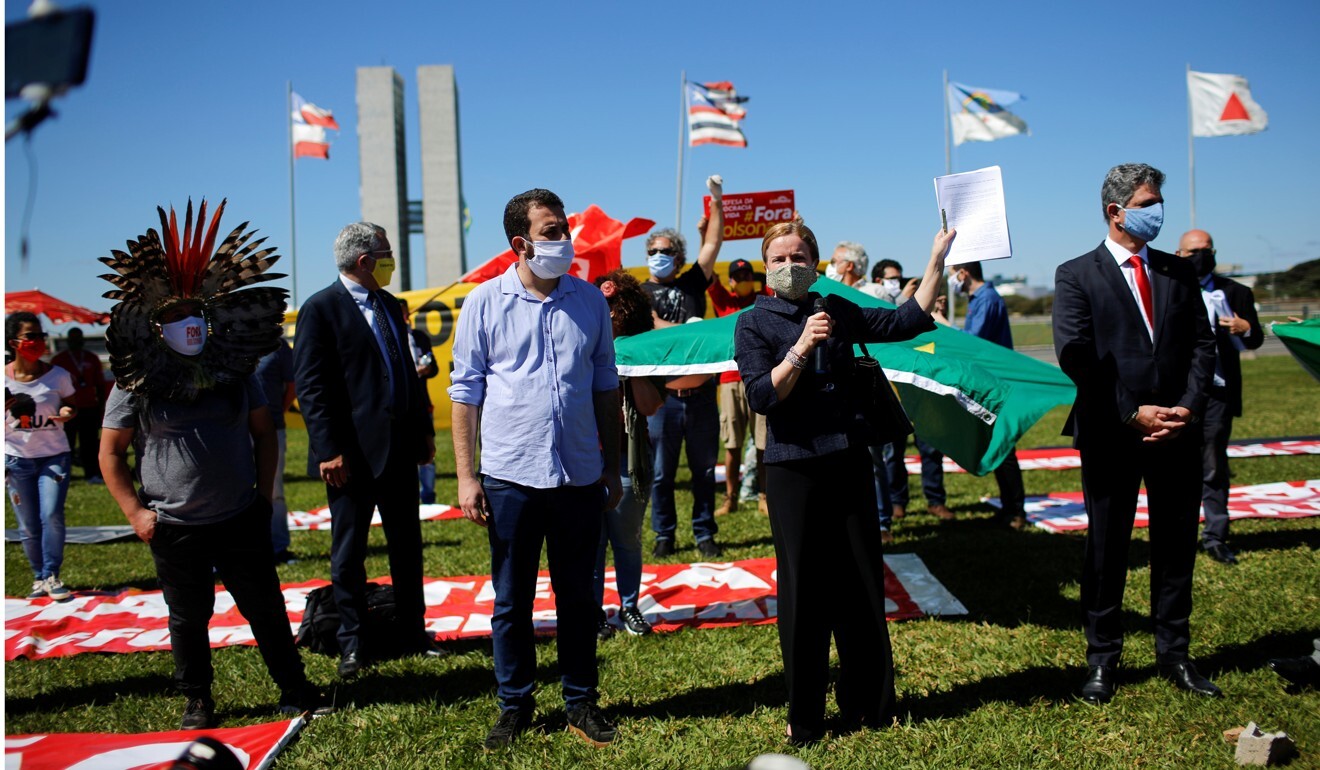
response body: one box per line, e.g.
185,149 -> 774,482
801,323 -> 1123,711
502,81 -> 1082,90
450,188 -> 622,750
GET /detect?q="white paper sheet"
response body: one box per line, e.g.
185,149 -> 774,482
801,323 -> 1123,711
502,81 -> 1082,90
933,165 -> 1012,266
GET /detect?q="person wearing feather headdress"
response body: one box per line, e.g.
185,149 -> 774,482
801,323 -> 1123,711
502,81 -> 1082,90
97,199 -> 330,729
293,222 -> 442,681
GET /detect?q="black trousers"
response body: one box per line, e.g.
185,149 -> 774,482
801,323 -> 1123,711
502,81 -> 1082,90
1199,393 -> 1233,547
150,497 -> 306,699
63,404 -> 102,475
994,451 -> 1026,517
1079,431 -> 1202,666
766,448 -> 896,732
326,431 -> 425,654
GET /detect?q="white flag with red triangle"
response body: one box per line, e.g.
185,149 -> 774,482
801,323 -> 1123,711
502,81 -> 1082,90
1188,70 -> 1268,137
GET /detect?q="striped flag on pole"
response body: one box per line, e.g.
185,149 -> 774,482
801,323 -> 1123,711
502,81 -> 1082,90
291,92 -> 338,159
687,81 -> 749,148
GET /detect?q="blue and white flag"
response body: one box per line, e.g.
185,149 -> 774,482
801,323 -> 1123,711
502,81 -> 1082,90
947,82 -> 1029,146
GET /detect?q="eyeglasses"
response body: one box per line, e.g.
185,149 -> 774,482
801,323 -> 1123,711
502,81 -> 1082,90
364,249 -> 393,258
647,248 -> 677,257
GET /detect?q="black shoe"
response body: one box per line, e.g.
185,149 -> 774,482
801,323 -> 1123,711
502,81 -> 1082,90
1268,656 -> 1320,689
1159,661 -> 1222,697
696,538 -> 723,559
596,612 -> 616,641
484,708 -> 533,750
338,650 -> 363,679
1203,544 -> 1238,565
566,703 -> 617,747
274,549 -> 300,565
1079,665 -> 1116,704
653,539 -> 675,558
279,685 -> 335,717
619,606 -> 653,636
180,697 -> 217,730
786,722 -> 824,747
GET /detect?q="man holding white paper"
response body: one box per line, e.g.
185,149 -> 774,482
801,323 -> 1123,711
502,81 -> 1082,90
1175,229 -> 1263,565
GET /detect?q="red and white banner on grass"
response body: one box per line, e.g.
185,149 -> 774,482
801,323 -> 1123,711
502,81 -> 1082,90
288,503 -> 462,531
6,718 -> 303,770
5,555 -> 964,661
987,479 -> 1320,534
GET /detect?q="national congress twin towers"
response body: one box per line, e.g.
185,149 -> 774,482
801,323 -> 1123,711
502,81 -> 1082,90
357,65 -> 466,292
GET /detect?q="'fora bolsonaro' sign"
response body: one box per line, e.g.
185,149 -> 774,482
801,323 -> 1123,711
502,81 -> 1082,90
703,189 -> 796,241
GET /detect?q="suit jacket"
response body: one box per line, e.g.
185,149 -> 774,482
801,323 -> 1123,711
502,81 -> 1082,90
1207,275 -> 1263,416
1052,243 -> 1216,449
294,279 -> 434,479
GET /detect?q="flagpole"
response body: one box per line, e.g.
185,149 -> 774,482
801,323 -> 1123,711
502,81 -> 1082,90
287,81 -> 299,309
676,70 -> 687,231
1186,63 -> 1196,229
943,69 -> 951,175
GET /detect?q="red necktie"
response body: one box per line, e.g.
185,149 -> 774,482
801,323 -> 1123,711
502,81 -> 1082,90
1128,255 -> 1154,330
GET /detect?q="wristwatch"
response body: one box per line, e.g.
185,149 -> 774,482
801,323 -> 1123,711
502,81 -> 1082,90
1123,409 -> 1140,426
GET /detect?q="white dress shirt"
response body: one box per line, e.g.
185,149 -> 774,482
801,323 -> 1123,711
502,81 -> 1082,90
1104,238 -> 1153,341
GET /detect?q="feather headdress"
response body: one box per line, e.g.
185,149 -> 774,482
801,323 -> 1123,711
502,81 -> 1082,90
99,198 -> 289,401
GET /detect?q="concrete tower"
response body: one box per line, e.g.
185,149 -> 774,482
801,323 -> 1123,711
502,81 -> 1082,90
417,65 -> 466,284
355,67 -> 410,292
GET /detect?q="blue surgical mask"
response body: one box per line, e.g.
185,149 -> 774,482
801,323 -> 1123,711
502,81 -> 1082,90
648,253 -> 677,279
1121,201 -> 1163,243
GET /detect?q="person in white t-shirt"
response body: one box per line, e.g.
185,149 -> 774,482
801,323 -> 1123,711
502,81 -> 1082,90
5,312 -> 77,601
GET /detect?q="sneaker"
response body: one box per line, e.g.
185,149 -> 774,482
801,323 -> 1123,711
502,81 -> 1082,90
566,703 -> 617,747
181,697 -> 217,730
619,606 -> 652,636
279,685 -> 335,717
653,539 -> 675,558
28,580 -> 46,599
696,539 -> 723,559
597,614 -> 616,642
43,577 -> 72,602
273,549 -> 300,565
484,708 -> 533,750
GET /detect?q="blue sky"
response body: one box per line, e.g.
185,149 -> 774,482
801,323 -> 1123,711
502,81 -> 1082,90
6,0 -> 1319,321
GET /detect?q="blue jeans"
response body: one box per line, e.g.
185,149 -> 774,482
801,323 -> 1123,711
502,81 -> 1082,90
482,475 -> 603,709
418,463 -> 436,505
596,474 -> 645,610
648,386 -> 718,544
270,429 -> 291,553
870,444 -> 894,530
885,434 -> 946,508
6,452 -> 71,580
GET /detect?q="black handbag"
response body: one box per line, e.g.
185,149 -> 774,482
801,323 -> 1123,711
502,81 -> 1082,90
854,342 -> 913,446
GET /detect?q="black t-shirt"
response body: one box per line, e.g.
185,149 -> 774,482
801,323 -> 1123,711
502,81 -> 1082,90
642,265 -> 710,323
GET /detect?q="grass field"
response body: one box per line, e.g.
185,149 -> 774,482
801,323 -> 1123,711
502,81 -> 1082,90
5,356 -> 1319,769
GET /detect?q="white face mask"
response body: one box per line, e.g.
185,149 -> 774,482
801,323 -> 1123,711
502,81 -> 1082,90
161,316 -> 207,356
882,278 -> 901,296
824,263 -> 841,282
525,238 -> 575,279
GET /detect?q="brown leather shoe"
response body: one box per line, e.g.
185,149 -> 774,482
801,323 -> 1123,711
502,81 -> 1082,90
880,529 -> 895,546
716,497 -> 737,516
758,494 -> 769,515
929,503 -> 955,521
892,504 -> 906,520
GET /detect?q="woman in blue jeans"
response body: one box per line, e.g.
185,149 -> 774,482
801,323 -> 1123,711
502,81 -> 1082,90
5,312 -> 77,601
593,271 -> 664,637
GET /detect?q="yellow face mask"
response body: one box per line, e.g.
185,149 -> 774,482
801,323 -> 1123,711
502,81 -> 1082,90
371,256 -> 396,288
734,280 -> 756,297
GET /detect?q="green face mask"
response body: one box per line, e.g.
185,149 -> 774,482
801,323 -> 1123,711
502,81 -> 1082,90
371,256 -> 396,287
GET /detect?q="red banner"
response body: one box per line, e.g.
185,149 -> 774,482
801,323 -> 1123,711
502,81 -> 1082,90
702,190 -> 795,241
459,205 -> 653,284
5,555 -> 965,660
987,479 -> 1320,533
5,718 -> 303,770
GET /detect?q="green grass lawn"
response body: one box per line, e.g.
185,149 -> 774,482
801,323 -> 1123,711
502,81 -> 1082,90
6,356 -> 1319,768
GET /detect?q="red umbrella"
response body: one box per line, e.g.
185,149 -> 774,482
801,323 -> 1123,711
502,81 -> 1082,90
5,290 -> 111,325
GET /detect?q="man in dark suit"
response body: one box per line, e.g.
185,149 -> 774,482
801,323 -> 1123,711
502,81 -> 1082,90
1176,229 -> 1264,565
293,222 -> 440,679
1053,164 -> 1218,705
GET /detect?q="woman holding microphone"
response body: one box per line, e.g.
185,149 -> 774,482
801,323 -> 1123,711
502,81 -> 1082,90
734,219 -> 954,745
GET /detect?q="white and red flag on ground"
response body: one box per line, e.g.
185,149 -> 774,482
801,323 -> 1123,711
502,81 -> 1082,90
687,81 -> 749,148
291,91 -> 338,159
460,205 -> 654,284
6,718 -> 305,769
1189,70 -> 1268,136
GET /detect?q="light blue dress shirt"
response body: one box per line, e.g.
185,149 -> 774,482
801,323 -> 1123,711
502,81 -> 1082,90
448,265 -> 619,489
338,274 -> 404,405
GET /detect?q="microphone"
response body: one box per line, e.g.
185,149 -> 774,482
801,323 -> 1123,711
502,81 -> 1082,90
812,297 -> 829,374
